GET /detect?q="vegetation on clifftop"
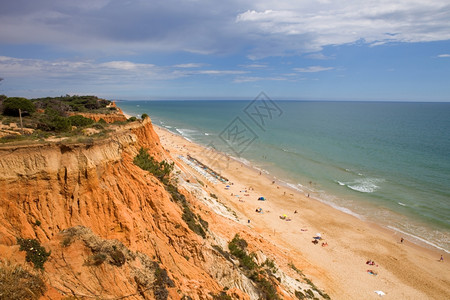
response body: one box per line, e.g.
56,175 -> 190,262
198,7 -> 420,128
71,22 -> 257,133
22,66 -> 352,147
0,94 -> 138,144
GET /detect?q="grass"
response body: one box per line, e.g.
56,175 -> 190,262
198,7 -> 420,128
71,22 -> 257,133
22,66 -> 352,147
0,260 -> 47,300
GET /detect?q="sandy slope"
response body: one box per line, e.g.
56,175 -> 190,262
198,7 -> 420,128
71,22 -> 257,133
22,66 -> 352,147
155,125 -> 450,300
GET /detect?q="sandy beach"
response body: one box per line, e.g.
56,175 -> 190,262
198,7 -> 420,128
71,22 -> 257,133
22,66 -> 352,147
154,124 -> 450,299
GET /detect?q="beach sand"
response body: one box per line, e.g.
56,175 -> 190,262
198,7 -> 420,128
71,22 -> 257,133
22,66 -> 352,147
154,125 -> 449,299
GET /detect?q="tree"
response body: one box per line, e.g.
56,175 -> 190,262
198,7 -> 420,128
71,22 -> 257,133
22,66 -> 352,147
2,97 -> 36,116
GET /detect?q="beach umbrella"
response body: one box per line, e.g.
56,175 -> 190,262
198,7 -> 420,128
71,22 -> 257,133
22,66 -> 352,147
316,233 -> 321,237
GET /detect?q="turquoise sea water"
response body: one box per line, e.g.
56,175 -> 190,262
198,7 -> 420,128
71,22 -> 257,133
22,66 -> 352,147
119,100 -> 450,252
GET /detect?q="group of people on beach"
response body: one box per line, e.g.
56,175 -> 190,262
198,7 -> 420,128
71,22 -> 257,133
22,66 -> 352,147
366,259 -> 377,266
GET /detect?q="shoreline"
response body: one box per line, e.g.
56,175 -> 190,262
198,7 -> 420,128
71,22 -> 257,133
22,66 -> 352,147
152,120 -> 448,254
152,122 -> 449,299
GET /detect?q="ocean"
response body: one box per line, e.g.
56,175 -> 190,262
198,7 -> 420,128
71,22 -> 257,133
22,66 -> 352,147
118,100 -> 450,253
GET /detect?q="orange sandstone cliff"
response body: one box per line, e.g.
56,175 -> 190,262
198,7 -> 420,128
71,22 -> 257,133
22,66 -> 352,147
0,117 -> 328,299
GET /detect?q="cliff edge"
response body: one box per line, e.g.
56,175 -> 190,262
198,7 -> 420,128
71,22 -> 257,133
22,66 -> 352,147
0,116 -> 328,299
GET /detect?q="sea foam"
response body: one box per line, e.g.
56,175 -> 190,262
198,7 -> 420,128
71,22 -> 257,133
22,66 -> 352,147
337,178 -> 384,193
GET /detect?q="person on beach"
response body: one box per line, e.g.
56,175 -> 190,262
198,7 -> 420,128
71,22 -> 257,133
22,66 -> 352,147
401,237 -> 404,243
440,255 -> 444,262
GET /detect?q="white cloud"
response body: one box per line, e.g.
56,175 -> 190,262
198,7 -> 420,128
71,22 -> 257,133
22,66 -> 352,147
437,54 -> 450,58
233,76 -> 292,83
101,61 -> 153,70
236,0 -> 450,58
240,64 -> 268,68
173,63 -> 206,68
0,56 -> 249,89
305,53 -> 334,60
0,56 -> 164,80
197,70 -> 248,75
294,66 -> 334,73
0,0 -> 449,59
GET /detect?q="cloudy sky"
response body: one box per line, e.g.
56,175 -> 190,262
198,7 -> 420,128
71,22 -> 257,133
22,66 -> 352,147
0,0 -> 449,101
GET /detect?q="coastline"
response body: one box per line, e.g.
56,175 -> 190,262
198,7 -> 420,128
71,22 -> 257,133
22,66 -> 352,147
152,123 -> 450,299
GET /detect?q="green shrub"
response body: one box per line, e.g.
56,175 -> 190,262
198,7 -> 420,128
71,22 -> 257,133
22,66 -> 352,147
53,116 -> 71,132
37,108 -> 71,132
295,290 -> 306,299
254,277 -> 279,300
182,206 -> 206,238
305,289 -> 314,298
133,147 -> 173,185
68,115 -> 94,127
228,234 -> 257,270
0,135 -> 27,144
2,97 -> 36,116
153,262 -> 175,300
134,149 -> 209,238
141,113 -> 149,119
17,238 -> 51,270
127,116 -> 137,122
212,245 -> 232,261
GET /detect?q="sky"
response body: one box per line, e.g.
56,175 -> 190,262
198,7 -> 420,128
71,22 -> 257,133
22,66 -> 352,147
0,0 -> 449,101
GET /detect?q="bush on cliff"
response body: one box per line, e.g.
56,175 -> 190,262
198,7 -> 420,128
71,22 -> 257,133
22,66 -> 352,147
68,115 -> 94,127
133,147 -> 173,185
37,108 -> 71,132
133,148 -> 209,238
228,234 -> 281,300
17,238 -> 51,270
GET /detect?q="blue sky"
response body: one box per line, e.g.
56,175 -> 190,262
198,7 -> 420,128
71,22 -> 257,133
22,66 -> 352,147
0,0 -> 449,101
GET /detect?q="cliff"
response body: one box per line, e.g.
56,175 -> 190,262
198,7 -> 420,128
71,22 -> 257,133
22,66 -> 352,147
67,111 -> 127,123
0,117 -> 327,299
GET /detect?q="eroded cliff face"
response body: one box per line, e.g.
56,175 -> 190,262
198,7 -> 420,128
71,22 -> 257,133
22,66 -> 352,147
0,117 -> 323,299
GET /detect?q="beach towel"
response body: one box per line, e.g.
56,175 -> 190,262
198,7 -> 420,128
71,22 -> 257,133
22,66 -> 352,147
374,290 -> 385,296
